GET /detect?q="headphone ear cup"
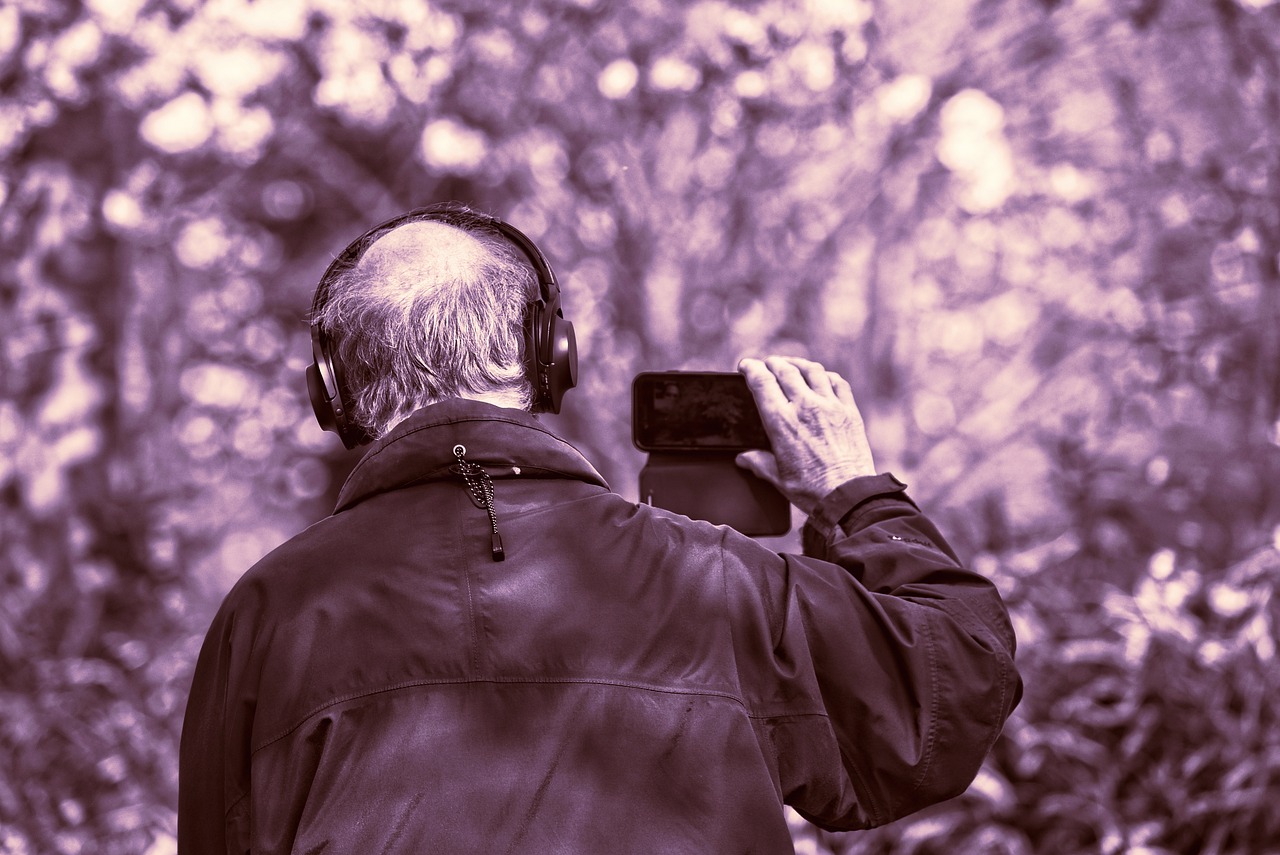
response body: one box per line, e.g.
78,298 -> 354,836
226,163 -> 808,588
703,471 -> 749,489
545,316 -> 577,414
527,298 -> 577,414
306,362 -> 338,433
308,327 -> 369,448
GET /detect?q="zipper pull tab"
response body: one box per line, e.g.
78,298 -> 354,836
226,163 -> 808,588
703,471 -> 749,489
453,444 -> 506,562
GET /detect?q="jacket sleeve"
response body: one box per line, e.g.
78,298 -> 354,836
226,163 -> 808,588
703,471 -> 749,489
732,473 -> 1022,831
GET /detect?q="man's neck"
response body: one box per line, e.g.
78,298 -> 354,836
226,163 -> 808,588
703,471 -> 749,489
457,390 -> 529,411
381,392 -> 531,436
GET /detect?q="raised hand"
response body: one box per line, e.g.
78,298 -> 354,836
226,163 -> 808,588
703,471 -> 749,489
736,356 -> 876,515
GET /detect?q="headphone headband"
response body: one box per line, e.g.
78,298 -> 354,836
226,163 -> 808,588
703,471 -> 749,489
306,204 -> 577,448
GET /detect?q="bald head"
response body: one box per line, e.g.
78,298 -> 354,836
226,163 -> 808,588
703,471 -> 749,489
359,221 -> 491,293
315,216 -> 538,437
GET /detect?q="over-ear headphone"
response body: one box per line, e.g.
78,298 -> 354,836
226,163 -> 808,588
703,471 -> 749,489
306,204 -> 578,449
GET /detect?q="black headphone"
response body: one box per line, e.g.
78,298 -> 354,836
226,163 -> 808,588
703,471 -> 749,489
306,204 -> 578,448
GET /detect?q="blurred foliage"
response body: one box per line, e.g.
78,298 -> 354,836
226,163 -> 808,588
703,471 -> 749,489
2,0 -> 1279,852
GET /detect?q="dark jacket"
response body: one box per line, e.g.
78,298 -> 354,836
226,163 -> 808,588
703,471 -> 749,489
179,399 -> 1021,854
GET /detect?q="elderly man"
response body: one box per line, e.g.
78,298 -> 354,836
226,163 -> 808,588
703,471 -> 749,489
179,204 -> 1020,853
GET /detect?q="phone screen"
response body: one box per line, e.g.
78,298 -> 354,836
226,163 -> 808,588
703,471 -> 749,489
632,372 -> 770,452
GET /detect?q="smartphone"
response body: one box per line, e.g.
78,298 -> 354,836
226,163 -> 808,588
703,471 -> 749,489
632,372 -> 770,453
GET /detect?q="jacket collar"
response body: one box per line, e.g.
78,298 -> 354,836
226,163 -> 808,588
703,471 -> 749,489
334,399 -> 609,513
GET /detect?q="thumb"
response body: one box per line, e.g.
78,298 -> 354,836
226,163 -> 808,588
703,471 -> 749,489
735,450 -> 780,486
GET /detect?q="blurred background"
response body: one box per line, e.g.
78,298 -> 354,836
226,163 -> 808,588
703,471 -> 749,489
2,0 -> 1279,852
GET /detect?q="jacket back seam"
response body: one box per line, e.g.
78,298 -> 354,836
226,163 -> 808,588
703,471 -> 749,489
250,676 -> 759,757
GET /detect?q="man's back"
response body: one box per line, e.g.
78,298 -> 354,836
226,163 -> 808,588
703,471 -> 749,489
180,400 -> 1019,854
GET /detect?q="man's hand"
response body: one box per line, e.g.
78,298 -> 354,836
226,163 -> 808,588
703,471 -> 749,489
736,356 -> 876,516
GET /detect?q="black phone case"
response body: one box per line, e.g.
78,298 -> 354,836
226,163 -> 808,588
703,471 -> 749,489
639,452 -> 790,536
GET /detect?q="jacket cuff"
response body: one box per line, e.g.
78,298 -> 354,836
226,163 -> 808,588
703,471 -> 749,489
805,473 -> 913,540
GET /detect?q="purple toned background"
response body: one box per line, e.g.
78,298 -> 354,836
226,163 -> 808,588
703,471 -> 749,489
2,0 -> 1278,852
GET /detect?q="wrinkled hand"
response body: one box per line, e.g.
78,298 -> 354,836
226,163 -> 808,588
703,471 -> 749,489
735,356 -> 876,516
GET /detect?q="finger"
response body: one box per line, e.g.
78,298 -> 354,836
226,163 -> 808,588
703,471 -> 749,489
764,356 -> 810,401
739,357 -> 790,413
830,372 -> 856,408
791,358 -> 834,397
735,450 -> 781,486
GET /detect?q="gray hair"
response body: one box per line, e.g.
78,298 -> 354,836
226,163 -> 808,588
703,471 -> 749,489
315,219 -> 536,438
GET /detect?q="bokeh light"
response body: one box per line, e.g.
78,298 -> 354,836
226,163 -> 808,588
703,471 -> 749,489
140,92 -> 214,154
